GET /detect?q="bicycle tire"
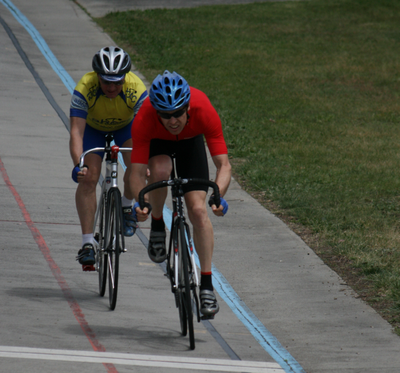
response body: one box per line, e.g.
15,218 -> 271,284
105,188 -> 122,310
179,222 -> 195,350
184,223 -> 201,323
94,192 -> 107,297
166,223 -> 186,336
178,290 -> 188,336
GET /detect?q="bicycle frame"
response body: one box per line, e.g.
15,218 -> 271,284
169,172 -> 200,292
138,170 -> 221,290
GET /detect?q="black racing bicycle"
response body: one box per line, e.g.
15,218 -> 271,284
79,133 -> 132,310
138,155 -> 220,350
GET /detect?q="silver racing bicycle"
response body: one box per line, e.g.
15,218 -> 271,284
79,133 -> 133,310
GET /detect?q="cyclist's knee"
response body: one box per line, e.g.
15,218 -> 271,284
150,166 -> 170,182
148,155 -> 172,182
188,204 -> 209,228
77,174 -> 98,193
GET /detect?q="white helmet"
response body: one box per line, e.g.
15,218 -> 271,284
92,46 -> 131,81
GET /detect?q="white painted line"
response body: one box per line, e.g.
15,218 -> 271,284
0,346 -> 285,372
138,262 -> 157,267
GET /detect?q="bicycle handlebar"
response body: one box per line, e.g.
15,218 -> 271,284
138,178 -> 221,210
79,147 -> 132,168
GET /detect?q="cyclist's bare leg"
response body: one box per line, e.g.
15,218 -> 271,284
147,155 -> 172,218
75,153 -> 102,235
185,190 -> 219,316
121,138 -> 134,201
185,190 -> 214,273
144,155 -> 172,262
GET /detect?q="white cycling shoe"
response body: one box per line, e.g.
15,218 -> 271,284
200,289 -> 220,317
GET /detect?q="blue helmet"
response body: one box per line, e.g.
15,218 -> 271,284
149,71 -> 191,111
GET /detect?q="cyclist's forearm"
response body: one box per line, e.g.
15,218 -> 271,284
69,117 -> 86,165
130,163 -> 148,201
212,155 -> 232,197
70,138 -> 83,166
215,168 -> 231,197
133,180 -> 147,202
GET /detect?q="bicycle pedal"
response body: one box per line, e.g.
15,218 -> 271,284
82,265 -> 95,272
200,314 -> 215,321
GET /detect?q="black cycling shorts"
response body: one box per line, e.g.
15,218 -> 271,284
149,135 -> 209,193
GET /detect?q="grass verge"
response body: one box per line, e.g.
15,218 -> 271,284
95,0 -> 400,334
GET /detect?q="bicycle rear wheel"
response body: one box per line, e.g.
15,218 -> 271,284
178,222 -> 195,350
105,188 -> 123,310
94,192 -> 107,296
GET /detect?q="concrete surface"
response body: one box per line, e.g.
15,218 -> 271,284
0,0 -> 400,372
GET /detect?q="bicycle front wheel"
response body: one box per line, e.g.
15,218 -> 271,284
178,222 -> 195,350
104,188 -> 123,310
94,191 -> 107,297
177,285 -> 188,337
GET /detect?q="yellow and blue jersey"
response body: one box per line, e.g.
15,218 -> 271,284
70,71 -> 148,131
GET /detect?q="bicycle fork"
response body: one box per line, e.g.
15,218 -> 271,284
172,223 -> 200,291
184,223 -> 199,287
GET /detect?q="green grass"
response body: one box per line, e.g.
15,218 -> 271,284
95,0 -> 400,333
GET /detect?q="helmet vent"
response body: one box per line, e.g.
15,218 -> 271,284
104,56 -> 110,69
156,93 -> 166,103
114,56 -> 121,69
174,88 -> 182,100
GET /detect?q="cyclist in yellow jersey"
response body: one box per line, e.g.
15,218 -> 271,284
69,46 -> 148,266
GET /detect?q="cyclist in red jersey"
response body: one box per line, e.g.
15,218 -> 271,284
129,71 -> 231,317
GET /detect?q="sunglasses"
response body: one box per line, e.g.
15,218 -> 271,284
157,107 -> 187,119
100,78 -> 125,86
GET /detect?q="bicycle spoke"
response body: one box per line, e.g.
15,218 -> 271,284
108,254 -> 115,289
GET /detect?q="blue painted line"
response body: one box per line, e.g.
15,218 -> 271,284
3,1 -> 305,371
162,206 -> 305,373
0,0 -> 76,94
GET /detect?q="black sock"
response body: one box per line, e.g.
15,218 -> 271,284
151,215 -> 165,232
200,273 -> 213,291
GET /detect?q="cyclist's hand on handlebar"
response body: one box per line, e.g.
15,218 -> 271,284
208,195 -> 229,216
72,164 -> 89,183
133,201 -> 152,222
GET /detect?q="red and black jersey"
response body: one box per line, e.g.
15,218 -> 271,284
131,87 -> 228,164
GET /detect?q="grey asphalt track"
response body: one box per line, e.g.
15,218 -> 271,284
1,0 -> 400,372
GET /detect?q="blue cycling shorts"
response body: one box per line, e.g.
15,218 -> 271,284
83,121 -> 133,158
